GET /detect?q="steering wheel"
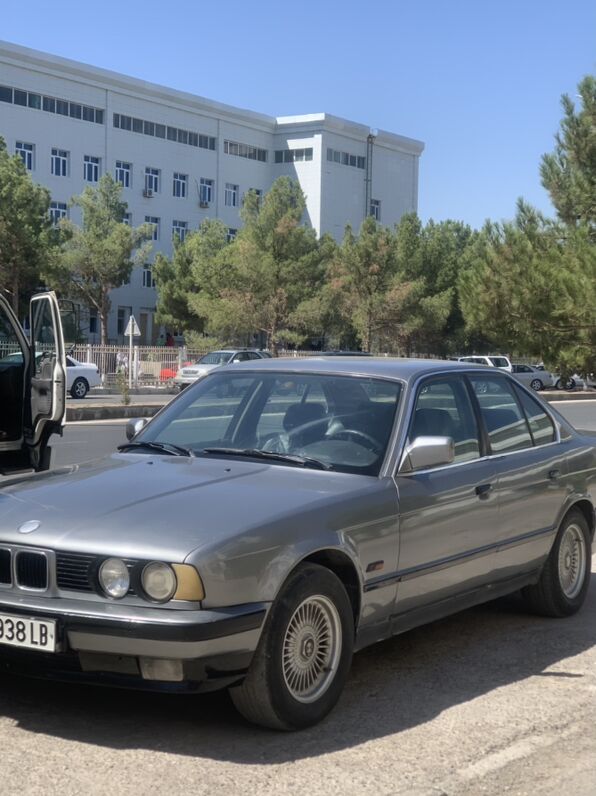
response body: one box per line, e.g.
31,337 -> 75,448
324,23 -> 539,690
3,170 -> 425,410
326,429 -> 382,453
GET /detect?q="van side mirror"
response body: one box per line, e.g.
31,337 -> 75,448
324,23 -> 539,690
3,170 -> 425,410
399,436 -> 454,473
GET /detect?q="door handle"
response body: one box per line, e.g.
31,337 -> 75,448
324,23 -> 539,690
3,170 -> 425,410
548,469 -> 561,481
475,483 -> 493,498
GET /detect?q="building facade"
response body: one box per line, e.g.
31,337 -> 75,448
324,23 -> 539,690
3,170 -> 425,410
0,40 -> 424,344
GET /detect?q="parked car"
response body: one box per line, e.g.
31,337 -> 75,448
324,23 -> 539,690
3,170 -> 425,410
457,354 -> 513,371
534,364 -> 586,391
0,357 -> 594,729
511,363 -> 554,391
173,349 -> 270,389
317,350 -> 373,356
65,355 -> 101,398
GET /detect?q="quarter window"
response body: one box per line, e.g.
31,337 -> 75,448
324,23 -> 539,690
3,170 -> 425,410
468,375 -> 533,453
409,376 -> 481,464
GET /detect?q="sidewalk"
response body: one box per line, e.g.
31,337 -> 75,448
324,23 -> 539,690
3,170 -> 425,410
65,388 -> 596,422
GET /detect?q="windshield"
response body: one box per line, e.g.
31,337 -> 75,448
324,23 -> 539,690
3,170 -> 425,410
197,351 -> 233,365
137,371 -> 402,476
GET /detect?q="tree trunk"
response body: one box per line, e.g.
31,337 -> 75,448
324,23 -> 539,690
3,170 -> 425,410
100,301 -> 108,345
11,271 -> 19,318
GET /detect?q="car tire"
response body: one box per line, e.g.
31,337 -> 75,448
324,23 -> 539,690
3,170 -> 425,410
70,377 -> 89,399
566,378 -> 576,390
229,563 -> 354,730
530,379 -> 543,391
522,509 -> 591,617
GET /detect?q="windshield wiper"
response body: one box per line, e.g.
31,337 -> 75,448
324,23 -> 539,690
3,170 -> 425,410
201,447 -> 332,471
117,441 -> 195,457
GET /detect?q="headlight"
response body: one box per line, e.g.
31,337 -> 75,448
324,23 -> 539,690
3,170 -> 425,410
142,562 -> 177,602
99,558 -> 130,599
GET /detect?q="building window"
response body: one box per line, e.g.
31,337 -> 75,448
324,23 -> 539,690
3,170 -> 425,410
142,265 -> 156,288
199,178 -> 214,205
274,148 -> 314,164
16,141 -> 34,170
115,161 -> 131,188
113,112 -> 215,150
0,83 -> 103,123
326,147 -> 366,170
370,199 -> 381,221
49,201 -> 68,225
83,155 -> 100,183
224,140 -> 268,162
51,148 -> 69,177
172,173 -> 188,198
227,228 -> 237,242
172,220 -> 188,242
117,307 -> 131,335
224,183 -> 238,207
122,212 -> 131,226
144,168 -> 160,195
145,216 -> 160,241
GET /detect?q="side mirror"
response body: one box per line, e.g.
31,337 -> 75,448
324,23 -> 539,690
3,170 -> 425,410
126,417 -> 149,441
398,436 -> 454,473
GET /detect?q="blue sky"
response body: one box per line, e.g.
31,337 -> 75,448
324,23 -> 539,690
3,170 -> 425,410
2,0 -> 595,230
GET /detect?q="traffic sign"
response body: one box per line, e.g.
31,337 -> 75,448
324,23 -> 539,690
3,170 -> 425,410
124,315 -> 141,336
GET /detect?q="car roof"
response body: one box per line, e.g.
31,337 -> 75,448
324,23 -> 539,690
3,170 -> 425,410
222,356 -> 498,381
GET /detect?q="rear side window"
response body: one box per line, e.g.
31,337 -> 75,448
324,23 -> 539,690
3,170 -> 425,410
513,386 -> 556,446
409,376 -> 480,463
489,357 -> 509,368
468,375 -> 533,453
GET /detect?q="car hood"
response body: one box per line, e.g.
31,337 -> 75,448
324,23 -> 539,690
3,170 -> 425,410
0,455 -> 372,562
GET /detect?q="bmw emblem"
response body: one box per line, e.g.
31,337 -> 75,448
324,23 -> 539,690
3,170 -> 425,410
18,520 -> 41,534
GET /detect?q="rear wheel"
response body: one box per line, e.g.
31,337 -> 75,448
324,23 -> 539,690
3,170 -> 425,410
70,377 -> 88,399
230,563 -> 354,730
522,509 -> 591,617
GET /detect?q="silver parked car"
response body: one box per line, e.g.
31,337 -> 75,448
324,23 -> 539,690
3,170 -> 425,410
173,349 -> 270,389
0,357 -> 594,730
511,363 -> 554,391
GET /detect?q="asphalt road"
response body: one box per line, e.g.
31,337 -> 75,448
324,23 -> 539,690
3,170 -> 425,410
0,401 -> 594,794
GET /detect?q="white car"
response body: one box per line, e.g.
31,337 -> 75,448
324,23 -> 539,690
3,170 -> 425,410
511,364 -> 554,391
457,355 -> 512,372
173,349 -> 270,389
66,355 -> 101,398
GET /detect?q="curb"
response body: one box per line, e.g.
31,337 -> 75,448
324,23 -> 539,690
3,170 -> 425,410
544,392 -> 596,402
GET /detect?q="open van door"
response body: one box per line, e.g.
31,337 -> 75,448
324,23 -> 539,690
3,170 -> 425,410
0,291 -> 66,474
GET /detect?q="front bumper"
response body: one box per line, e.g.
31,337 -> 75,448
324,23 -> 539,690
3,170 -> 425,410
0,595 -> 268,692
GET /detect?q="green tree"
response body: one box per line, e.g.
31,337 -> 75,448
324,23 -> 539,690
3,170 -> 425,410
459,201 -> 595,372
0,136 -> 55,316
44,174 -> 152,343
540,75 -> 596,234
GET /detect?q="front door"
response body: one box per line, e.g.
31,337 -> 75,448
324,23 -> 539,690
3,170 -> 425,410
393,374 -> 499,618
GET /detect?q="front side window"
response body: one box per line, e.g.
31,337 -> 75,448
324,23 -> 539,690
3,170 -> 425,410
468,374 -> 532,453
137,372 -> 402,476
51,148 -> 68,177
224,183 -> 238,207
16,141 -> 34,170
409,376 -> 481,464
83,155 -> 100,182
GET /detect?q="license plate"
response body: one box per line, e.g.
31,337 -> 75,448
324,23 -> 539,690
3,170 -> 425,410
0,612 -> 56,652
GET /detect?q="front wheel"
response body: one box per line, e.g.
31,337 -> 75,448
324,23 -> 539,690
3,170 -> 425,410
70,378 -> 89,399
522,509 -> 591,617
230,563 -> 354,730
530,378 -> 543,391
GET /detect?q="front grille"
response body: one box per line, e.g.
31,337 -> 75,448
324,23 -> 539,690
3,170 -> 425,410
0,550 -> 11,585
56,552 -> 95,592
16,552 -> 48,589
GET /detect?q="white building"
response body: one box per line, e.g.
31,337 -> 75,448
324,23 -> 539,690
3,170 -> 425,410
0,40 -> 424,344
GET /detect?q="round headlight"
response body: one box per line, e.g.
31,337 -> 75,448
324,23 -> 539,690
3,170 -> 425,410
142,562 -> 177,602
99,558 -> 130,599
